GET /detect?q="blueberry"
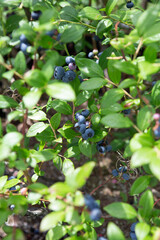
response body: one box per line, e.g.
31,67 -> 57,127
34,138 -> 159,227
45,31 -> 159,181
130,222 -> 137,232
85,128 -> 94,138
56,33 -> 61,41
78,115 -> 86,124
85,121 -> 90,128
98,52 -> 103,57
88,52 -> 94,58
90,208 -> 102,221
8,176 -> 15,180
82,133 -> 88,140
9,204 -> 15,210
68,62 -> 76,70
65,56 -> 75,64
31,11 -> 42,20
20,42 -> 30,54
126,1 -> 134,8
74,122 -> 80,131
105,145 -> 112,152
154,126 -> 160,138
123,109 -> 131,115
79,124 -> 86,134
97,146 -> 106,153
96,59 -> 99,64
62,70 -> 76,82
46,29 -> 56,37
81,109 -> 90,118
98,238 -> 108,240
152,81 -> 156,86
97,140 -> 104,146
78,75 -> 83,83
130,232 -> 137,240
84,194 -> 99,211
75,112 -> 81,120
54,66 -> 65,80
118,166 -> 127,173
20,34 -> 28,43
122,173 -> 130,180
112,169 -> 119,177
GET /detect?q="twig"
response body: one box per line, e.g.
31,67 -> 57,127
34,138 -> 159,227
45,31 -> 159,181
133,38 -> 143,60
90,176 -> 113,195
132,124 -> 142,133
64,44 -> 70,56
0,61 -> 23,79
47,119 -> 57,139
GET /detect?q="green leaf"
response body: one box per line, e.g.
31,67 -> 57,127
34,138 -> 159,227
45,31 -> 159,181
99,47 -> 114,70
118,78 -> 137,89
138,61 -> 159,79
137,106 -> 154,131
151,80 -> 160,106
64,146 -> 80,158
4,178 -> 20,190
46,82 -> 76,102
130,133 -> 154,152
50,182 -> 73,196
107,222 -> 125,240
3,132 -> 23,148
23,91 -> 42,109
14,51 -> 26,74
144,45 -> 157,63
105,0 -> 118,15
0,95 -> 18,109
61,25 -> 85,43
46,226 -> 67,240
75,90 -> 93,106
40,211 -> 65,232
130,176 -> 151,195
49,99 -> 72,115
0,143 -> 10,161
79,7 -> 102,20
60,6 -> 79,22
0,176 -> 8,190
26,122 -> 49,137
108,60 -> 121,84
79,140 -> 93,158
113,61 -> 138,75
28,110 -> 47,121
131,148 -> 157,168
28,183 -> 49,195
80,78 -> 107,90
31,149 -> 56,162
104,202 -> 137,220
138,190 -> 154,219
150,157 -> 160,180
76,58 -> 104,78
62,158 -> 74,176
135,223 -> 150,240
25,70 -> 49,88
101,113 -> 133,128
50,113 -> 61,130
96,19 -> 112,38
136,7 -> 158,36
101,89 -> 124,109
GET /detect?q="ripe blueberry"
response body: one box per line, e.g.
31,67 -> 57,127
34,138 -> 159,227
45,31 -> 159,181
62,70 -> 76,82
130,222 -> 137,232
97,146 -> 106,154
79,124 -> 86,134
78,75 -> 83,83
46,29 -> 56,37
84,128 -> 95,138
81,109 -> 90,118
54,66 -> 65,80
75,112 -> 81,120
122,173 -> 130,180
20,34 -> 28,44
130,232 -> 137,240
74,122 -> 80,131
31,11 -> 42,20
90,208 -> 102,221
65,56 -> 75,64
118,166 -> 127,173
105,145 -> 112,152
88,52 -> 94,58
112,169 -> 119,177
126,1 -> 134,8
84,194 -> 99,211
78,115 -> 86,124
154,126 -> 160,138
20,42 -> 30,54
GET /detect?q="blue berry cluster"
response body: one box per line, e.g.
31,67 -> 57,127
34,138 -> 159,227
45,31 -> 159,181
19,34 -> 30,55
96,139 -> 112,154
126,1 -> 134,8
74,110 -> 95,140
31,10 -> 42,20
84,194 -> 102,221
153,113 -> 160,138
130,222 -> 138,240
54,56 -> 80,83
88,49 -> 103,64
112,166 -> 130,180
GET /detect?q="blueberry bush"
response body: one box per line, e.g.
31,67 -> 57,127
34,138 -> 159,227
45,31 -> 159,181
0,0 -> 160,239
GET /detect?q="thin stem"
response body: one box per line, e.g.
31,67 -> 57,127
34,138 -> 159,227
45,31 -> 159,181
47,119 -> 57,139
132,123 -> 142,133
133,38 -> 143,60
64,44 -> 70,56
0,61 -> 23,79
90,176 -> 113,195
121,49 -> 127,61
55,19 -> 96,29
